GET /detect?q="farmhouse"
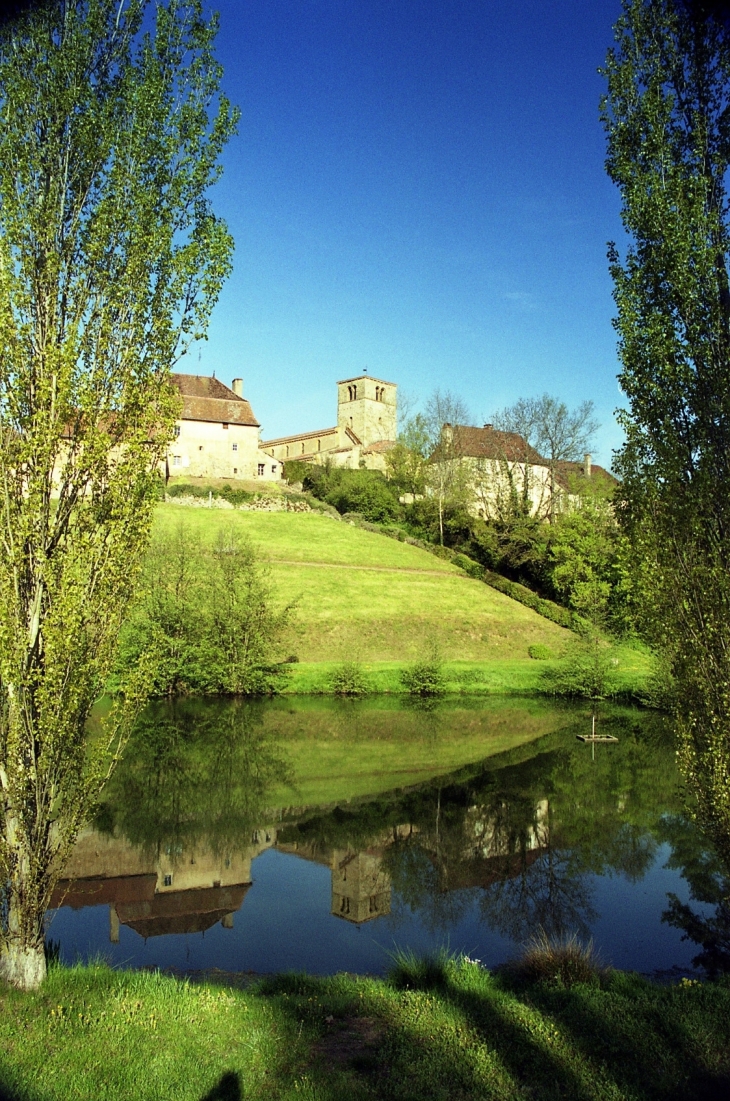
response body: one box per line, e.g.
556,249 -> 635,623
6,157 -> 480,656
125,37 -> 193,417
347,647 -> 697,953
166,374 -> 281,482
260,373 -> 397,472
439,423 -> 615,519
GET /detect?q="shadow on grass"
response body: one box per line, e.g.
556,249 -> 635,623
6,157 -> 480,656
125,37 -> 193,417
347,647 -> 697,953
258,967 -> 730,1101
200,1072 -> 242,1101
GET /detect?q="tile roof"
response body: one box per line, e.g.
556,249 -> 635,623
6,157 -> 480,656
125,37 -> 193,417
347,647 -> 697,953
446,425 -> 545,464
554,460 -> 618,489
260,427 -> 338,447
337,374 -> 396,386
172,373 -> 259,427
362,439 -> 396,453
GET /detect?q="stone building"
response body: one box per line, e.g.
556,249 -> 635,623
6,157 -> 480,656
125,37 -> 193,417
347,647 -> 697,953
166,374 -> 281,482
261,373 -> 397,472
438,423 -> 615,520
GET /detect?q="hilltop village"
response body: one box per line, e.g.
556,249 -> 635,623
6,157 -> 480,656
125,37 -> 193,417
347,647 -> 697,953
166,370 -> 613,515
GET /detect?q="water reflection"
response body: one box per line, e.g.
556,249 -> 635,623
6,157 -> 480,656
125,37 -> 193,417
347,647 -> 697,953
47,698 -> 720,974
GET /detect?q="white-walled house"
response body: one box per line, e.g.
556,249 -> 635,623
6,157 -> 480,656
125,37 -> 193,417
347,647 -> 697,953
166,374 -> 281,482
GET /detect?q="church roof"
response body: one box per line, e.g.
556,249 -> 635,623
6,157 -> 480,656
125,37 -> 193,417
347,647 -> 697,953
337,374 -> 395,387
261,426 -> 338,447
172,373 -> 259,427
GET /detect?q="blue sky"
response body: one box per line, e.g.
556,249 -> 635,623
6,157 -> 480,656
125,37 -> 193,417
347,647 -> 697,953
190,0 -> 625,467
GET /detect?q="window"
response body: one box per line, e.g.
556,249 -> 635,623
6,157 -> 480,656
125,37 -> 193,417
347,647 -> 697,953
286,445 -> 289,457
233,468 -> 238,475
222,423 -> 228,430
317,439 -> 321,451
232,442 -> 238,451
198,445 -> 203,451
172,455 -> 182,467
271,465 -> 277,474
348,384 -> 357,401
163,874 -> 173,887
257,463 -> 265,476
173,425 -> 181,437
301,442 -> 305,454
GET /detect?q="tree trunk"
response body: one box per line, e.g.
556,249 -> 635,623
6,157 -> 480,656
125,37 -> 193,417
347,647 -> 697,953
0,941 -> 47,991
0,898 -> 47,991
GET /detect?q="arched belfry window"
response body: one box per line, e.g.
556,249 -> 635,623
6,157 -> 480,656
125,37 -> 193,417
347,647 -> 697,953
348,384 -> 357,401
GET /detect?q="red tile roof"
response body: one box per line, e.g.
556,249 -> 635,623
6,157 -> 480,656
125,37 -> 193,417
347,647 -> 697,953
444,425 -> 544,464
172,374 -> 259,427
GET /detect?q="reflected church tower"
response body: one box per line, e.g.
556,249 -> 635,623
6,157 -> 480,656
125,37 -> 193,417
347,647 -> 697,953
331,848 -> 391,923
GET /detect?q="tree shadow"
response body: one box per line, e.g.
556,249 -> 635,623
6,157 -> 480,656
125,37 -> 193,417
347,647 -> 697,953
199,1071 -> 242,1101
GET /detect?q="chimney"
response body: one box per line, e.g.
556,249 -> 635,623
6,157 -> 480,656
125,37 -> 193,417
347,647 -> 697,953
584,452 -> 592,478
232,378 -> 244,398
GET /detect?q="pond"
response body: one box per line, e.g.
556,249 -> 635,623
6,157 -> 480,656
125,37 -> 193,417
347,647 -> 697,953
47,696 -> 721,978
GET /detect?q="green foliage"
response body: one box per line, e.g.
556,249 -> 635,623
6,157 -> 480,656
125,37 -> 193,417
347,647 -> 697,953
483,571 -> 581,631
541,632 -> 618,699
602,0 -> 730,864
401,645 -> 446,697
328,660 -> 369,697
166,481 -> 256,507
0,0 -> 236,987
303,464 -> 402,522
528,644 -> 553,661
118,521 -> 293,696
281,459 -> 311,485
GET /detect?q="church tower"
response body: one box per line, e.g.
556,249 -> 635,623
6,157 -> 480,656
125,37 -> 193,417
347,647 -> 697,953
337,374 -> 397,448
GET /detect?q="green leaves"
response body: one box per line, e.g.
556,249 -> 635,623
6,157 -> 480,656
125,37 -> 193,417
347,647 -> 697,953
603,1 -> 730,868
0,1 -> 236,984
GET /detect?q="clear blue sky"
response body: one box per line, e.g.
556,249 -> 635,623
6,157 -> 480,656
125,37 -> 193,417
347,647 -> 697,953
191,0 -> 625,467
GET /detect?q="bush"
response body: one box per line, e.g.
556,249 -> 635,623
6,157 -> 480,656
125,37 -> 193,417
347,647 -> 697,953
452,552 -> 484,579
541,632 -> 617,698
388,947 -> 456,990
483,570 -> 582,631
329,660 -> 368,697
512,929 -> 607,987
528,644 -> 553,660
325,470 -> 401,523
401,645 -> 446,697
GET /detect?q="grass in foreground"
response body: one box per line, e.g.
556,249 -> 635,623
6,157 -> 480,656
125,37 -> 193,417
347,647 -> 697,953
1,960 -> 729,1100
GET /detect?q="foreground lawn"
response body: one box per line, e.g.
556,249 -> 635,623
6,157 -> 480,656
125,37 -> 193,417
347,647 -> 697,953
1,962 -> 728,1100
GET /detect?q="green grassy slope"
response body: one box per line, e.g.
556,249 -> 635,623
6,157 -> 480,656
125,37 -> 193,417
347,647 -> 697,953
1,963 -> 728,1101
155,505 -> 570,664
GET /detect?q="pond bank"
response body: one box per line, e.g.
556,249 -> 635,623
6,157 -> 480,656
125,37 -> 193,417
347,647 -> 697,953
1,961 -> 728,1100
278,651 -> 653,698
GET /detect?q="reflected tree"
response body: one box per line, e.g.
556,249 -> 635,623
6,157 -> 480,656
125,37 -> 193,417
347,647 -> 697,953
96,700 -> 291,862
660,813 -> 730,977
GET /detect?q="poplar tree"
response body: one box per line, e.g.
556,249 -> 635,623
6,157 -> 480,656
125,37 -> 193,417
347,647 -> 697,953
0,0 -> 236,989
602,0 -> 730,865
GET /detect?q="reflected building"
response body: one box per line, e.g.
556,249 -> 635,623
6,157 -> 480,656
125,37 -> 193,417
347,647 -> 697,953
50,824 -> 277,940
49,801 -> 551,938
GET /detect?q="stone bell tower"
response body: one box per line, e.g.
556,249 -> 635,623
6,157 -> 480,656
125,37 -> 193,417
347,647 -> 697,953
337,374 -> 397,448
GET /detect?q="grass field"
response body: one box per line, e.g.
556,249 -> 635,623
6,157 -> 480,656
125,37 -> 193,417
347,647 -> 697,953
1,961 -> 728,1100
155,505 -> 569,663
153,504 -> 653,694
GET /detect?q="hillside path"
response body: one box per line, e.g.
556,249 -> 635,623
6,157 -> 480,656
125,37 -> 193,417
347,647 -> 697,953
267,557 -> 464,577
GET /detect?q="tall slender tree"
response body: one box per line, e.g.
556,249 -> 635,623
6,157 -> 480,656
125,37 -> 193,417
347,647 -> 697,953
0,0 -> 237,989
602,0 -> 730,866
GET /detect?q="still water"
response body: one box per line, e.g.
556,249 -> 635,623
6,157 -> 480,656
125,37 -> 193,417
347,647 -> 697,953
48,696 -> 720,977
